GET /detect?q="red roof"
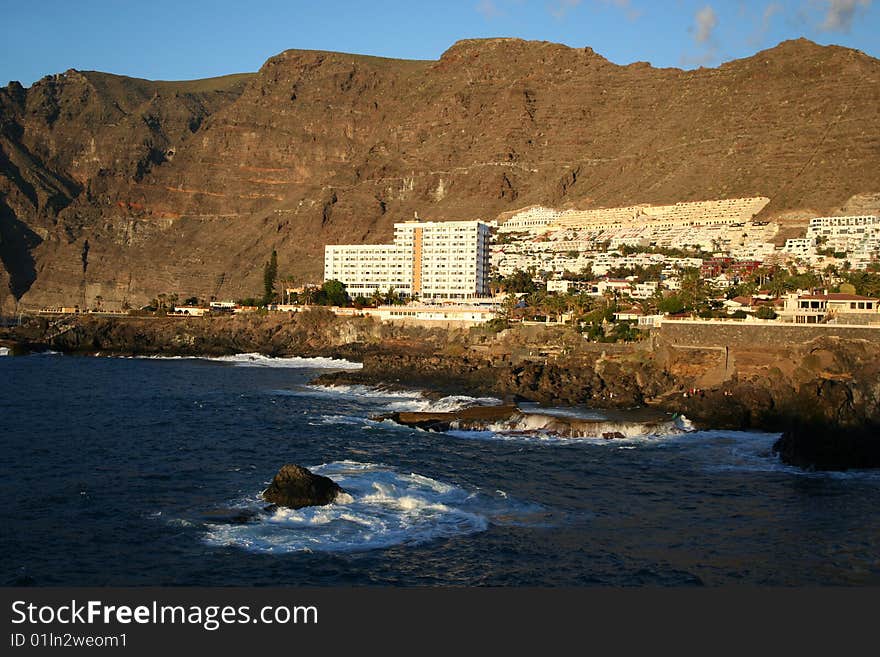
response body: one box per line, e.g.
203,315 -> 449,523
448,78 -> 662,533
826,293 -> 878,301
800,293 -> 878,301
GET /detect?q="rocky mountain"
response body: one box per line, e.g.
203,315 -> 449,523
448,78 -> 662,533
1,37 -> 878,311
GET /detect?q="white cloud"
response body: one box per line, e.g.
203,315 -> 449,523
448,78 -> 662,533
694,5 -> 718,43
597,0 -> 643,20
682,4 -> 719,67
749,1 -> 784,43
477,0 -> 503,20
818,0 -> 871,32
550,0 -> 583,19
763,2 -> 785,27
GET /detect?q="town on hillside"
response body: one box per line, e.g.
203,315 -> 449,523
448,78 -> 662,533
38,196 -> 880,340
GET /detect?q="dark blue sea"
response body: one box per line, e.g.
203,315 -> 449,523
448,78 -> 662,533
2,351 -> 879,586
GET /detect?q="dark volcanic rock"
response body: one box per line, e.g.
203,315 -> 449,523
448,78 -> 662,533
373,404 -> 522,432
262,464 -> 345,509
202,508 -> 262,524
773,423 -> 880,471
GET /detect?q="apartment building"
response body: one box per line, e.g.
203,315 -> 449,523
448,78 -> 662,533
778,292 -> 880,324
806,216 -> 880,259
323,244 -> 413,297
324,219 -> 492,300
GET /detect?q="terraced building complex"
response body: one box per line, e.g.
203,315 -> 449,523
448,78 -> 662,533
498,197 -> 770,234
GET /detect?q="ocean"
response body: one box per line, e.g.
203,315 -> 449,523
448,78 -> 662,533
2,352 -> 879,586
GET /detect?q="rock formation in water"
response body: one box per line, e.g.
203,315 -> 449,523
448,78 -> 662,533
5,311 -> 880,471
262,464 -> 345,509
2,38 -> 879,312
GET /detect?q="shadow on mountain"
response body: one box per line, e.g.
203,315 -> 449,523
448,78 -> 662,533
0,201 -> 42,299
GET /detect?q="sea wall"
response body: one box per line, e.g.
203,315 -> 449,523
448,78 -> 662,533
658,320 -> 880,349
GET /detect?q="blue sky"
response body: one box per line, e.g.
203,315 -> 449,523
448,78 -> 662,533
1,1 -> 877,86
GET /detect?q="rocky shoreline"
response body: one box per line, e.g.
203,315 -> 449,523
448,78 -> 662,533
3,313 -> 879,471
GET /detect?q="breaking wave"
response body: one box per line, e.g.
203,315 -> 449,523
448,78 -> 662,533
299,384 -> 502,412
385,394 -> 503,413
701,430 -> 880,480
202,461 -> 538,554
134,353 -> 362,369
444,413 -> 695,445
485,413 -> 689,437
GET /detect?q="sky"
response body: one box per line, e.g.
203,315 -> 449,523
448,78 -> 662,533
1,0 -> 877,86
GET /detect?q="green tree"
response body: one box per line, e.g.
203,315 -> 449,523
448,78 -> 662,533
658,294 -> 686,315
755,305 -> 777,320
263,250 -> 278,305
319,279 -> 349,307
838,272 -> 880,297
502,269 -> 538,294
679,268 -> 707,308
384,286 -> 404,305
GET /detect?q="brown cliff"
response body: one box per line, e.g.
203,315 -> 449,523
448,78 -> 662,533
2,38 -> 879,312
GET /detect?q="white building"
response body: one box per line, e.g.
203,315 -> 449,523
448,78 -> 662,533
497,206 -> 562,234
323,244 -> 413,297
778,292 -> 880,324
782,238 -> 816,259
325,219 -> 492,301
806,215 -> 880,263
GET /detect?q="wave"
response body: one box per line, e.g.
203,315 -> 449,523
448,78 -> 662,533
303,383 -> 425,400
202,461 -> 538,554
0,347 -> 9,356
442,413 -> 695,445
487,413 -> 688,437
444,429 -> 681,446
385,394 -> 504,413
517,403 -> 608,421
300,384 -> 502,413
134,353 -> 362,369
699,430 -> 880,480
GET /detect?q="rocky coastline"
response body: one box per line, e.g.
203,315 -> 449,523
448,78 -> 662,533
3,313 -> 878,471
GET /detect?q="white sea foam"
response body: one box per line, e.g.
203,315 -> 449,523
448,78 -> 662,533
385,394 -> 504,413
308,414 -> 369,427
202,461 -> 535,554
490,415 -> 684,437
300,384 -> 502,413
444,414 -> 696,446
302,383 -> 425,401
699,430 -> 880,480
0,347 -> 9,356
517,403 -> 607,421
133,353 -> 362,369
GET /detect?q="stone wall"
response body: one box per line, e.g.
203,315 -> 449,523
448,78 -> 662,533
657,319 -> 880,348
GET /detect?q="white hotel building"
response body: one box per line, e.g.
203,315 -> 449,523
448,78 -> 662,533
324,219 -> 492,301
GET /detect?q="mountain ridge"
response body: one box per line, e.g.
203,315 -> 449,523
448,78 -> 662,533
1,37 -> 878,311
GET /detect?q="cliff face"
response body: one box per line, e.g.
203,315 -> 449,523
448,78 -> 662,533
2,38 -> 879,310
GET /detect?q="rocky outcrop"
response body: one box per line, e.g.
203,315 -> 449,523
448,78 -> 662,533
317,349 -> 674,409
262,464 -> 345,509
374,404 -> 687,438
7,310 -> 382,359
2,39 -> 879,309
373,404 -> 521,432
772,423 -> 880,471
7,313 -> 879,470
